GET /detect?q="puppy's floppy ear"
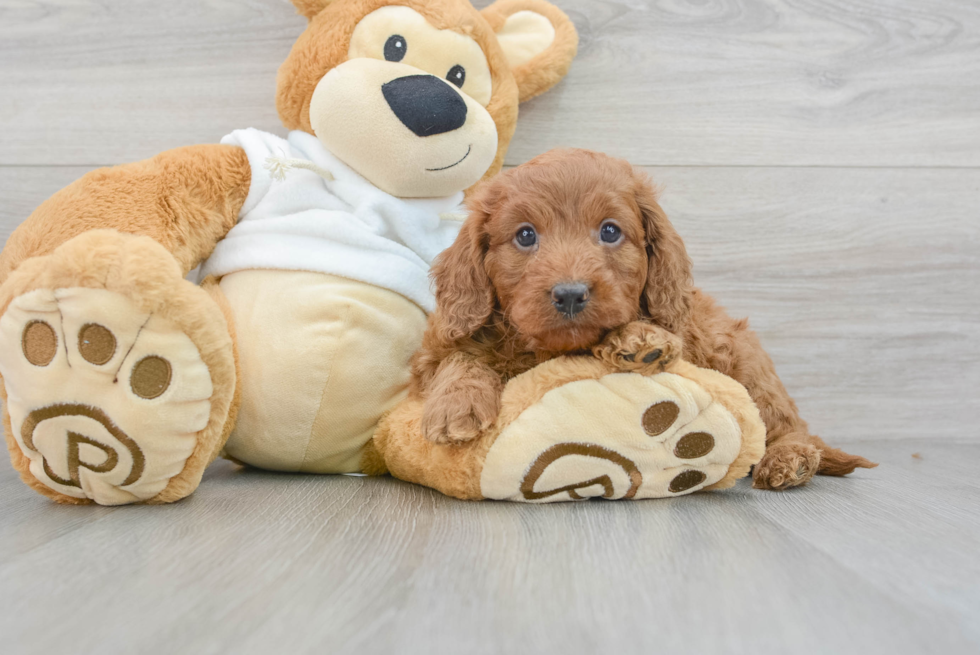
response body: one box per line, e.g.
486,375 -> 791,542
634,171 -> 694,333
289,0 -> 334,20
481,0 -> 579,103
430,187 -> 497,342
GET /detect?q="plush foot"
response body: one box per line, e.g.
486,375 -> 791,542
0,231 -> 236,505
479,360 -> 765,502
592,322 -> 682,374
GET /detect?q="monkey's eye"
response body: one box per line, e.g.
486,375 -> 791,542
599,220 -> 623,244
447,65 -> 466,88
384,35 -> 407,62
514,224 -> 537,250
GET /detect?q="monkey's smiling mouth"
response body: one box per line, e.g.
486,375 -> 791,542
426,145 -> 472,172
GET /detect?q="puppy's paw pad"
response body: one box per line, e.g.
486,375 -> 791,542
0,288 -> 213,504
595,323 -> 681,374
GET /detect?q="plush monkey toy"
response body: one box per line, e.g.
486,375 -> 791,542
0,0 -> 580,505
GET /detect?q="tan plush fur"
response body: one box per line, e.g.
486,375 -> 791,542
0,231 -> 238,504
411,149 -> 876,490
155,275 -> 243,504
291,0 -> 337,19
0,145 -> 250,285
373,400 -> 491,499
480,0 -> 578,103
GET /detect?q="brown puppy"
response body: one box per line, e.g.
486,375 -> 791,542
412,148 -> 875,490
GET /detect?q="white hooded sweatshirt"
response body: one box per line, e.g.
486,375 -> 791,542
200,128 -> 466,312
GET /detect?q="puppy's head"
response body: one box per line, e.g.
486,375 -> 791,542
431,149 -> 694,352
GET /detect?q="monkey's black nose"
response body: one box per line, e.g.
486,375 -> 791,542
382,75 -> 467,137
551,283 -> 590,317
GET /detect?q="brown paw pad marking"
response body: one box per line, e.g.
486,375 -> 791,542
669,470 -> 707,493
21,404 -> 145,489
521,443 -> 642,500
674,431 -> 715,459
642,400 -> 680,437
22,320 -> 57,366
131,356 -> 172,399
78,323 -> 117,365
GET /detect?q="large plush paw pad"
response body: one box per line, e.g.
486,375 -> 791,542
593,323 -> 682,374
0,288 -> 213,504
480,372 -> 745,502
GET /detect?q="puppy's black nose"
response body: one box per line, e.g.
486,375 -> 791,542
382,75 -> 467,137
552,283 -> 590,317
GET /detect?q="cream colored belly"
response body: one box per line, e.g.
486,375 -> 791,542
219,270 -> 427,473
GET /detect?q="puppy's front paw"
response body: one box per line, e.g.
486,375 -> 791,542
752,441 -> 821,490
422,388 -> 499,445
593,322 -> 683,374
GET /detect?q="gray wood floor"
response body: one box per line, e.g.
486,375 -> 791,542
1,441 -> 978,654
1,1 -> 978,653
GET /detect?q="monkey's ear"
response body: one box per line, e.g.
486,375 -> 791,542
289,0 -> 335,20
481,0 -> 579,103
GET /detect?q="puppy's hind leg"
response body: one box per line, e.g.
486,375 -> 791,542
716,321 -> 876,490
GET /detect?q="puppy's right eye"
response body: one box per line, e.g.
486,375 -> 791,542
514,225 -> 537,250
599,220 -> 623,244
384,35 -> 407,62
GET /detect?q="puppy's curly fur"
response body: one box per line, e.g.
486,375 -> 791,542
413,149 -> 876,490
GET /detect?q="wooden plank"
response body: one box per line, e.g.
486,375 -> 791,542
2,164 -> 976,442
650,165 -> 980,442
1,0 -> 978,167
0,441 -> 976,654
737,440 -> 980,648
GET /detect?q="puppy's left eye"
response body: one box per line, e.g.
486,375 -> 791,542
447,65 -> 466,88
599,221 -> 623,244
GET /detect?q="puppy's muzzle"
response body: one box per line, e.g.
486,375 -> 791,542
551,283 -> 590,318
382,75 -> 468,137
